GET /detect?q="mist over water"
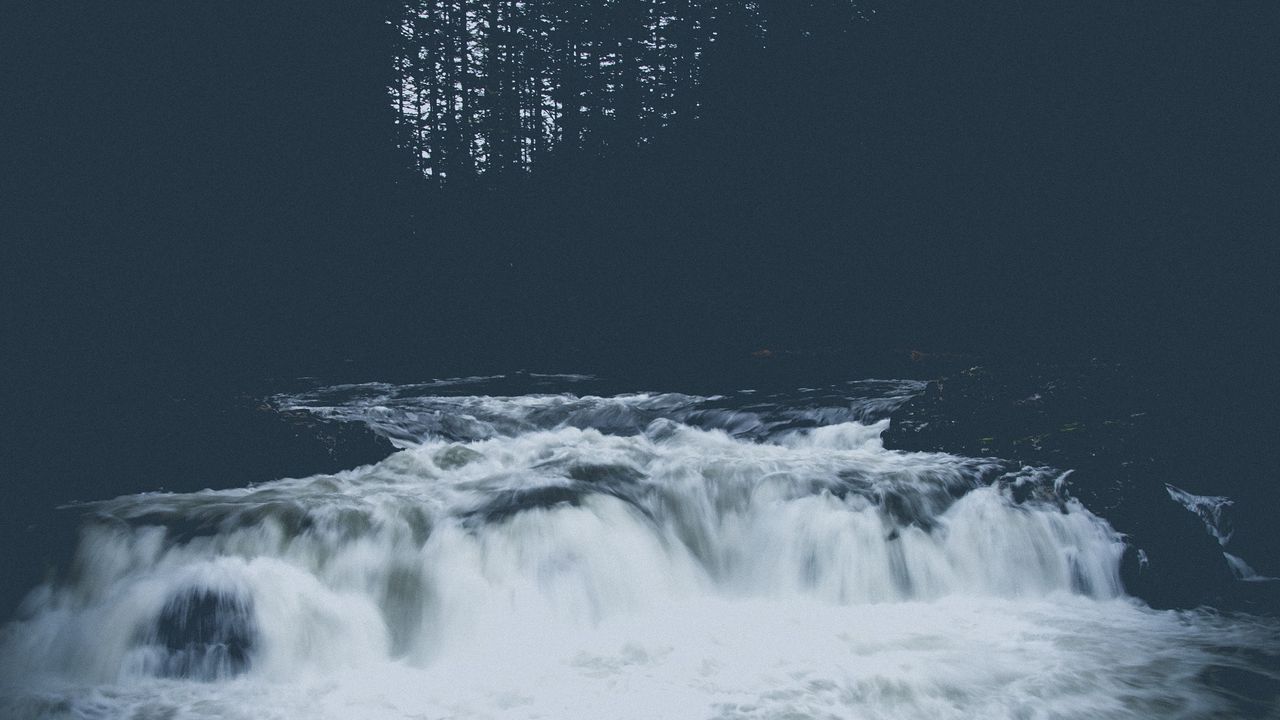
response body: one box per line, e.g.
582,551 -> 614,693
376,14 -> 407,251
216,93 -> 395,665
3,378 -> 1278,719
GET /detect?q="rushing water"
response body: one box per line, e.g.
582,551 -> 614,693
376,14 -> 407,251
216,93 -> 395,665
3,377 -> 1278,719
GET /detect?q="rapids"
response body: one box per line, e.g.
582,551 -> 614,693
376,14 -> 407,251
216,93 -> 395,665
2,380 -> 1277,719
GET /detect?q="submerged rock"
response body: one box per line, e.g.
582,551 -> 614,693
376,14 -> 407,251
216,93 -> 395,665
149,588 -> 256,680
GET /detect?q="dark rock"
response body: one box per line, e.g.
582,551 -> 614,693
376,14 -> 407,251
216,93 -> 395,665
150,588 -> 256,680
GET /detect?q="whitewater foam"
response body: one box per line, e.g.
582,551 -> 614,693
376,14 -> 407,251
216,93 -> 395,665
2,386 -> 1277,719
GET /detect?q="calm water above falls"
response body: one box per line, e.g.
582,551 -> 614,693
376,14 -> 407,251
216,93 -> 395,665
2,375 -> 1278,719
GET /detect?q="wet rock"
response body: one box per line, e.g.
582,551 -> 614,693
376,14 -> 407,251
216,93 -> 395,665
150,588 -> 256,680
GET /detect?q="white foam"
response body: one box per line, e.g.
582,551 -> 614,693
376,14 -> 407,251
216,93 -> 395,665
1166,483 -> 1235,546
2,419 -> 1276,718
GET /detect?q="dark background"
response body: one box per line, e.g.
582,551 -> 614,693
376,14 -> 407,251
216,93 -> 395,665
7,1 -> 1279,373
3,2 -> 1279,612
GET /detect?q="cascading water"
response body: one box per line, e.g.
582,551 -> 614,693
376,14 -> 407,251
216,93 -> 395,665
2,379 -> 1277,719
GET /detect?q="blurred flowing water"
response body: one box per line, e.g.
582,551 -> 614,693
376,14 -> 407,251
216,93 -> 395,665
2,367 -> 1278,719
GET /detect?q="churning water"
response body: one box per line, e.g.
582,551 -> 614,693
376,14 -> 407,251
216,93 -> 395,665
3,378 -> 1278,719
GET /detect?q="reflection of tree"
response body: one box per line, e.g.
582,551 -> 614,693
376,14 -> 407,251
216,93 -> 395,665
391,1 -> 869,182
